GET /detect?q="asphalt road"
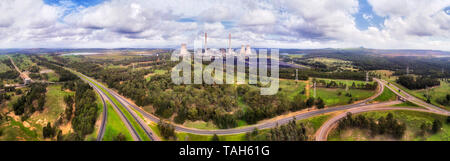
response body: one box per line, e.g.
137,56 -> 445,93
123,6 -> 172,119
95,85 -> 107,141
375,78 -> 450,115
80,76 -> 141,141
315,81 -> 450,141
79,74 -> 159,141
81,74 -> 387,135
315,106 -> 449,141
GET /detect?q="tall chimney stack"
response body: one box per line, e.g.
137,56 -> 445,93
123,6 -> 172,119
228,33 -> 231,55
204,32 -> 208,55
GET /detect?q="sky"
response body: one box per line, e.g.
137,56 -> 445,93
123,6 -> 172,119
0,0 -> 450,50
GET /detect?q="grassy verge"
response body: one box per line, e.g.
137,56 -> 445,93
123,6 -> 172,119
391,101 -> 421,108
102,102 -> 133,141
77,73 -> 151,141
183,120 -> 218,130
373,86 -> 397,102
149,122 -> 247,141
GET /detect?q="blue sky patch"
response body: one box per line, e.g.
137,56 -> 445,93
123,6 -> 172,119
354,0 -> 385,30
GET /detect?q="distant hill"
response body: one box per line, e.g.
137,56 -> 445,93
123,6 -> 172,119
279,48 -> 450,57
1,48 -> 449,57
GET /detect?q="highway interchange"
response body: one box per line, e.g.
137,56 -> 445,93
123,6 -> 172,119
7,53 -> 448,141
74,70 -> 450,141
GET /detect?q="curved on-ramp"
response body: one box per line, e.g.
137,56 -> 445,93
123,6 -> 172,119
315,106 -> 449,141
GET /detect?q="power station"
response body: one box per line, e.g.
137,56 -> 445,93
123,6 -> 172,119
179,32 -> 253,57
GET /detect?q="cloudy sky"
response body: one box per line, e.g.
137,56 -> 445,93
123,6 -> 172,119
1,0 -> 450,50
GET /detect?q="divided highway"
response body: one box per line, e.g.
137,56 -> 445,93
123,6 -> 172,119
315,81 -> 450,141
76,73 -> 388,135
80,76 -> 141,141
76,70 -> 450,141
375,78 -> 450,115
77,73 -> 160,141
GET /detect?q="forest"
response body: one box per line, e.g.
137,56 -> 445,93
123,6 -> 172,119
42,54 -> 380,129
289,52 -> 449,78
396,75 -> 440,90
12,83 -> 47,119
246,119 -> 308,141
336,113 -> 406,139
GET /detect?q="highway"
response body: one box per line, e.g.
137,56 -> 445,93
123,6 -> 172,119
78,74 -> 388,135
375,78 -> 450,114
77,73 -> 160,141
315,81 -> 450,141
79,75 -> 142,141
76,71 -> 450,140
315,106 -> 449,141
95,85 -> 107,141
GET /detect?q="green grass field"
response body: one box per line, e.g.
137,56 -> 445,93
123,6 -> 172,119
145,69 -> 167,81
279,79 -> 307,101
305,57 -> 357,71
314,78 -> 374,87
312,88 -> 375,107
46,72 -> 60,82
328,110 -> 450,141
297,114 -> 331,131
102,102 -> 133,141
29,85 -> 73,123
183,120 -> 218,130
373,86 -> 396,102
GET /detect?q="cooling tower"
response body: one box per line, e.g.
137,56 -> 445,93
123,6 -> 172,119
245,45 -> 251,55
180,43 -> 188,55
240,45 -> 245,55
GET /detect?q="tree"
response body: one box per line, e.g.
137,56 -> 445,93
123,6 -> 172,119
15,89 -> 22,95
316,97 -> 325,109
306,97 -> 315,107
158,120 -> 176,140
43,123 -> 55,138
211,134 -> 219,141
114,133 -> 127,141
291,94 -> 305,111
431,120 -> 442,134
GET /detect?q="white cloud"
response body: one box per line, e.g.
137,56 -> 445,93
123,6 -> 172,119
369,0 -> 450,38
240,9 -> 276,26
0,0 -> 449,50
